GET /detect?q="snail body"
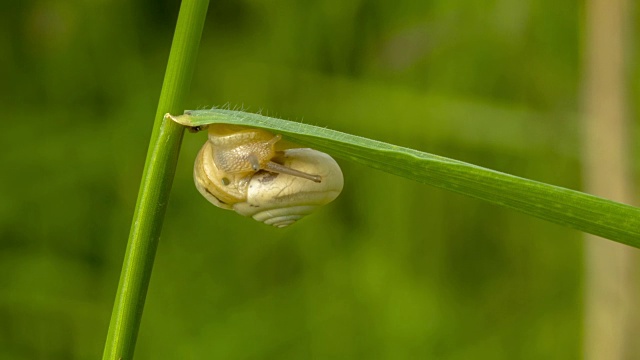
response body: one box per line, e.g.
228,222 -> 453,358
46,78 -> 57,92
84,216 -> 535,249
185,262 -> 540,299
194,124 -> 343,227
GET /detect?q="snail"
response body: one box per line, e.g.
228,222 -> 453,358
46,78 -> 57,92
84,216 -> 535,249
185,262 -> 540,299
194,124 -> 343,227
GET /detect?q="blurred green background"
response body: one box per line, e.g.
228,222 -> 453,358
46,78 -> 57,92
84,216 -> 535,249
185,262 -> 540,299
1,0 -> 637,359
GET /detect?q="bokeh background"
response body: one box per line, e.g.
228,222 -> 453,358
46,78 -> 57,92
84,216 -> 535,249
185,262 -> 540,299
1,0 -> 638,359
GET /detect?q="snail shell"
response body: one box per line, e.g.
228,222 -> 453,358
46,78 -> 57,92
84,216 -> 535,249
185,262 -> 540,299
194,124 -> 343,227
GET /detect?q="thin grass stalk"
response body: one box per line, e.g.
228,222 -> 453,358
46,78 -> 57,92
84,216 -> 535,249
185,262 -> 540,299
102,1 -> 209,359
581,0 -> 638,358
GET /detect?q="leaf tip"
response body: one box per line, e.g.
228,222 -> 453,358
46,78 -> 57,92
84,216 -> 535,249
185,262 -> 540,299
165,113 -> 193,126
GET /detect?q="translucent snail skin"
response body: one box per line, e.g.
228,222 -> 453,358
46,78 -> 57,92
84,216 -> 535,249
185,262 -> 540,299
194,124 -> 343,227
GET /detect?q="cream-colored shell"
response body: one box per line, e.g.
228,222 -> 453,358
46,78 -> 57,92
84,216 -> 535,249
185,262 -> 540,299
233,148 -> 343,227
194,125 -> 343,227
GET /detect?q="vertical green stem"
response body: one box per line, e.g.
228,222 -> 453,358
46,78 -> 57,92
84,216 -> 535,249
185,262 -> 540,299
102,1 -> 209,359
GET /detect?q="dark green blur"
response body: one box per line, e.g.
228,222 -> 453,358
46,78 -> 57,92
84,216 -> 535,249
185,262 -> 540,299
1,0 -> 620,358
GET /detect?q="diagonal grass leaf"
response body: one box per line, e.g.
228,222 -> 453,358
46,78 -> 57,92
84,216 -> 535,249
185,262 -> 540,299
168,109 -> 640,248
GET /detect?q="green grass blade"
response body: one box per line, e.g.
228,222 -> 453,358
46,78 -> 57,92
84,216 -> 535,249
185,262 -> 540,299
102,1 -> 209,359
169,108 -> 640,248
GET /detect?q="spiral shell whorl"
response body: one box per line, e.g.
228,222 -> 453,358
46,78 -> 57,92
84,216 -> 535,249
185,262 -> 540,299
232,148 -> 343,227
